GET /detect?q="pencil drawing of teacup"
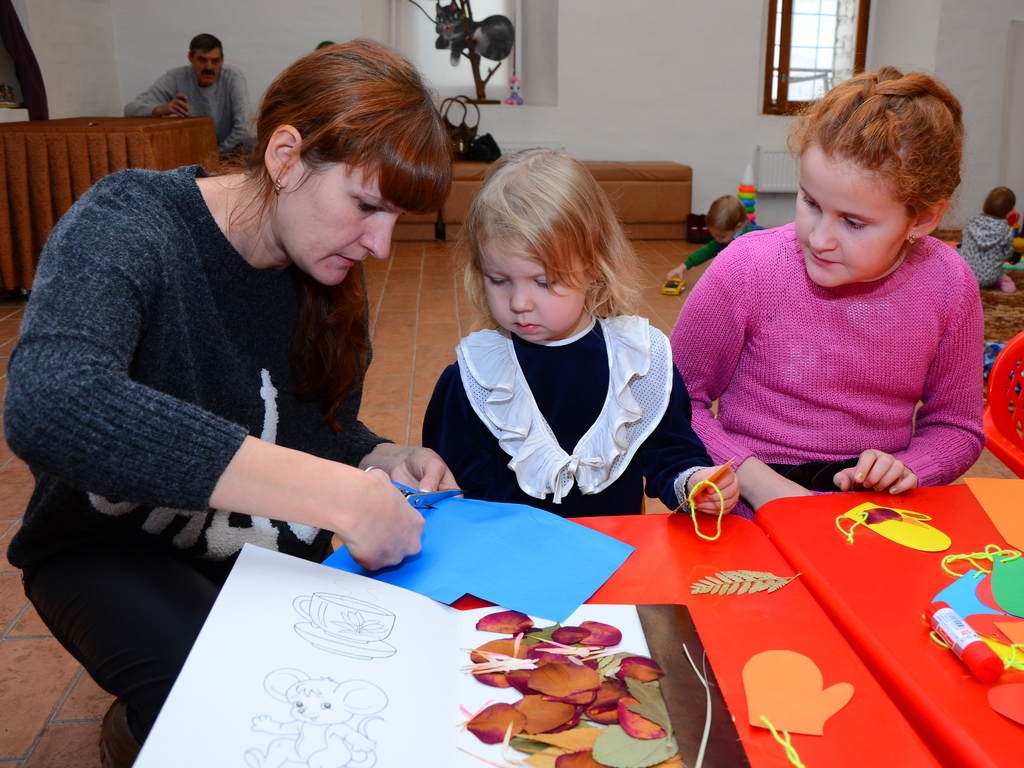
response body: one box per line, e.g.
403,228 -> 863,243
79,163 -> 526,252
293,593 -> 396,643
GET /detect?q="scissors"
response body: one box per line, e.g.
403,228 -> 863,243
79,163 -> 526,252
392,481 -> 462,509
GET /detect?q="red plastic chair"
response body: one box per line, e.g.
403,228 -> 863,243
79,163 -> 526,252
984,330 -> 1024,477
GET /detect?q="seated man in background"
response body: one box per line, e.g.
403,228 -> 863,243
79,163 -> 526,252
124,33 -> 252,157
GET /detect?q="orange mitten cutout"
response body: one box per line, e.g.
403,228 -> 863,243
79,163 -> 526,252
743,650 -> 854,736
989,684 -> 1024,727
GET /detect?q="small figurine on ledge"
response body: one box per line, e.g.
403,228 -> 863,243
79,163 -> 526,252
0,83 -> 17,106
504,75 -> 522,105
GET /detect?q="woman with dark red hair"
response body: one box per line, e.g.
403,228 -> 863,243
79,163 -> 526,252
4,40 -> 454,766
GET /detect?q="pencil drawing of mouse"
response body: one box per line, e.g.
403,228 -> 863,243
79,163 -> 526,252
244,668 -> 388,768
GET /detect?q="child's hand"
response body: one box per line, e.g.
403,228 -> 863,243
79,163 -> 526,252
686,465 -> 740,515
667,263 -> 687,280
833,449 -> 918,494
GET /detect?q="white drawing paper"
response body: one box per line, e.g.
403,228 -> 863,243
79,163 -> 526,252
134,544 -> 648,768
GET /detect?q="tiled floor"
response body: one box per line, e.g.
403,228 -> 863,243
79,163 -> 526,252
0,239 -> 1018,766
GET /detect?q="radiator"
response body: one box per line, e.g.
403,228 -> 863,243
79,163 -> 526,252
756,147 -> 800,192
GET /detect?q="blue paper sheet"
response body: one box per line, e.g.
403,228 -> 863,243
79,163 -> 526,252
323,496 -> 635,622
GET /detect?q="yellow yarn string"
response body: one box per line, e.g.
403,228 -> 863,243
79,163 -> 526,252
941,545 -> 1021,579
835,508 -> 868,544
759,716 -> 806,768
674,479 -> 725,542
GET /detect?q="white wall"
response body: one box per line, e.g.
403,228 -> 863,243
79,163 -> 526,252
15,0 -> 1024,228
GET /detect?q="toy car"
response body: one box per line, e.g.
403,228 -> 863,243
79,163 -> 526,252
661,278 -> 685,295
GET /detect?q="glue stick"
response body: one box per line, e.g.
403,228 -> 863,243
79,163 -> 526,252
926,601 -> 1004,684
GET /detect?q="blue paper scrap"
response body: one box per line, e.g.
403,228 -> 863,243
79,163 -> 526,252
323,496 -> 635,623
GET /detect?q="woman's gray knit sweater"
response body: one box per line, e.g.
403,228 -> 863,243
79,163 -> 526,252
4,166 -> 384,569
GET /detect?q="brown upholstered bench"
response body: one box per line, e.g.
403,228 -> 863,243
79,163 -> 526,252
392,160 -> 692,241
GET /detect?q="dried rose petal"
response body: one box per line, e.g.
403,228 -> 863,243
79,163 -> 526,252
515,694 -> 576,734
592,679 -> 629,709
542,687 -> 598,706
529,662 -> 601,698
472,670 -> 512,688
526,643 -> 574,664
467,702 -> 527,744
552,626 -> 592,645
578,620 -> 622,647
476,610 -> 535,635
615,655 -> 665,682
865,507 -> 901,525
470,638 -> 527,664
617,696 -> 667,739
555,749 -> 605,768
506,668 -> 536,695
548,707 -> 584,733
584,704 -> 620,724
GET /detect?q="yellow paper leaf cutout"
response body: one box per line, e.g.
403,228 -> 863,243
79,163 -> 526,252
841,502 -> 951,552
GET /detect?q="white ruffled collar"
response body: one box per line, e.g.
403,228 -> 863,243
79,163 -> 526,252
457,316 -> 661,502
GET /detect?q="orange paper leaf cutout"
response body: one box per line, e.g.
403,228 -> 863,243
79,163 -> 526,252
989,684 -> 1024,727
965,478 -> 1024,550
742,650 -> 854,736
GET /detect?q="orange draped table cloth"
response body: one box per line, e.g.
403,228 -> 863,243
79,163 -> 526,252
0,116 -> 218,291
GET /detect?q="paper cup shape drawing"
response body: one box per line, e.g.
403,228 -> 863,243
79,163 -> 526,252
742,650 -> 854,735
841,502 -> 951,552
294,593 -> 395,642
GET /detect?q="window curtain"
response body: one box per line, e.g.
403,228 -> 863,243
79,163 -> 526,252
0,0 -> 47,119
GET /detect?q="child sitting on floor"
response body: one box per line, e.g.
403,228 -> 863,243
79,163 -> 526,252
960,186 -> 1018,293
423,149 -> 738,518
667,195 -> 763,280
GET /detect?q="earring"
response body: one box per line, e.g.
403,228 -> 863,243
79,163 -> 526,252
907,234 -> 917,246
274,178 -> 282,195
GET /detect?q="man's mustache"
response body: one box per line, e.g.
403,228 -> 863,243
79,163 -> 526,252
201,69 -> 216,76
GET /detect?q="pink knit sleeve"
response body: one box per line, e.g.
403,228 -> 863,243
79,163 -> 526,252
669,244 -> 758,466
892,256 -> 986,485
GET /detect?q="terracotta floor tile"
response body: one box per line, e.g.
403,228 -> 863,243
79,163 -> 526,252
0,637 -> 81,756
0,572 -> 29,632
22,721 -> 101,768
359,410 -> 410,444
9,601 -> 50,639
0,522 -> 21,574
360,374 -> 413,412
368,353 -> 422,377
57,670 -> 113,721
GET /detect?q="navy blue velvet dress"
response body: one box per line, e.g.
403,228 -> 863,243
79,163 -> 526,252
422,323 -> 712,517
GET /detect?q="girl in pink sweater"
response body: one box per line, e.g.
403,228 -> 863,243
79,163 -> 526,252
671,67 -> 985,518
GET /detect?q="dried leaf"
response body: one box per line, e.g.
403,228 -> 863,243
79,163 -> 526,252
579,620 -> 623,647
528,623 -> 564,643
467,702 -> 527,744
690,570 -> 798,596
508,667 -> 537,695
596,652 -> 634,679
527,724 -> 602,752
529,662 -> 601,698
555,749 -> 605,768
525,749 -> 565,768
615,656 -> 665,683
592,679 -> 629,709
477,609 -> 535,634
650,755 -> 684,767
624,679 -> 673,737
516,694 -> 578,734
591,725 -> 679,768
583,704 -> 620,725
617,697 -> 667,740
511,734 -> 557,754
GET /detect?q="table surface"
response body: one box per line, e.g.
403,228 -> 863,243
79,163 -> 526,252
573,513 -> 940,768
757,485 -> 1024,768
